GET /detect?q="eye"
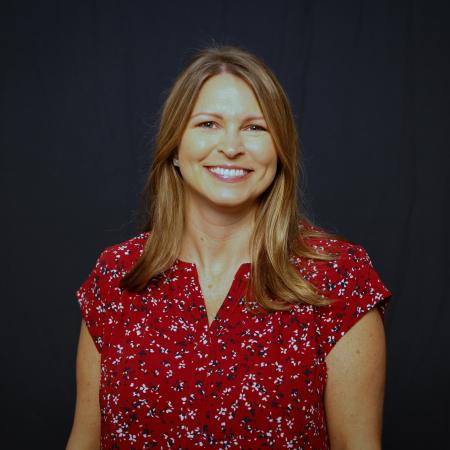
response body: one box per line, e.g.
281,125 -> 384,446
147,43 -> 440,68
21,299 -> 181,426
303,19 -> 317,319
197,121 -> 218,129
246,124 -> 267,131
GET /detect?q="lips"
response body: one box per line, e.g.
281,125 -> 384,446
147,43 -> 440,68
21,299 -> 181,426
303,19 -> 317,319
205,165 -> 252,182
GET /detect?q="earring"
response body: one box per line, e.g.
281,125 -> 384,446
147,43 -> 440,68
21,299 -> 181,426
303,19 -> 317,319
173,158 -> 180,167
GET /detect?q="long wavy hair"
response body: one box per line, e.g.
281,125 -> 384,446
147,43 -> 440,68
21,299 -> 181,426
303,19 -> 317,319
120,44 -> 347,311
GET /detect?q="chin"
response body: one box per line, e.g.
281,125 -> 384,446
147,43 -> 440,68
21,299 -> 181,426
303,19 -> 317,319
207,196 -> 255,210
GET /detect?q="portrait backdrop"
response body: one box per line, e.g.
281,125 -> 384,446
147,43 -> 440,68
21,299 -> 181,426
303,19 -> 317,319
2,1 -> 449,448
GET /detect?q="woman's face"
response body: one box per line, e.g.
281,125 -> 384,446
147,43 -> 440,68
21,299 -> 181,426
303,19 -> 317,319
177,73 -> 278,212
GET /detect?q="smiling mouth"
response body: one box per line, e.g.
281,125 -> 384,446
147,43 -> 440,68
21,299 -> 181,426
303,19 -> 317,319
205,166 -> 252,182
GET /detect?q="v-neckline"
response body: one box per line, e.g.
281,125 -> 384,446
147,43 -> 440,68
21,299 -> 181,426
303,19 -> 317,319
175,259 -> 251,332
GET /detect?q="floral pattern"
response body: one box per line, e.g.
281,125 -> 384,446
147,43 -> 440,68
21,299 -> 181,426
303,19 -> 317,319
76,231 -> 392,449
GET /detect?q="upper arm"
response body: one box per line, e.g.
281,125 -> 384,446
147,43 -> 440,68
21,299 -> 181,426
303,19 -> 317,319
324,308 -> 386,450
66,320 -> 101,450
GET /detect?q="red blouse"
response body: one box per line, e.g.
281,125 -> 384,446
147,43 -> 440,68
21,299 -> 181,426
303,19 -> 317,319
76,231 -> 392,449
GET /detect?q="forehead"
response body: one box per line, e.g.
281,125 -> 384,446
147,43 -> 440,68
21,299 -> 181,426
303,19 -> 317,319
192,73 -> 262,115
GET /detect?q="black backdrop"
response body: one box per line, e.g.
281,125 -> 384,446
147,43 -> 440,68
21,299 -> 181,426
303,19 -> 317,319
2,1 -> 449,448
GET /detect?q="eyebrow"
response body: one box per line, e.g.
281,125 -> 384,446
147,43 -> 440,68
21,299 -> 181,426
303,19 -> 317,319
190,112 -> 265,121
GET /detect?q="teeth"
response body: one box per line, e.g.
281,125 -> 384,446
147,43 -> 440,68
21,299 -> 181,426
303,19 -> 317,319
209,167 -> 247,177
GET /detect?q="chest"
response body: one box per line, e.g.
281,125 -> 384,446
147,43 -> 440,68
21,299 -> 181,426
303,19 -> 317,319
195,268 -> 238,325
98,273 -> 328,448
102,280 -> 326,400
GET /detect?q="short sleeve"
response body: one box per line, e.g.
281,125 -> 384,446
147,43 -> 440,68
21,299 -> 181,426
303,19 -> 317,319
314,244 -> 392,359
75,250 -> 112,353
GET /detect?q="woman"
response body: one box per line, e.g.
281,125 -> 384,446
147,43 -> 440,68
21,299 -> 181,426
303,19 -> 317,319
67,45 -> 392,449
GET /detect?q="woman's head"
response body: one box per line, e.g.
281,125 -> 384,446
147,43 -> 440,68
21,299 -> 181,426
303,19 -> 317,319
150,45 -> 301,220
177,72 -> 278,212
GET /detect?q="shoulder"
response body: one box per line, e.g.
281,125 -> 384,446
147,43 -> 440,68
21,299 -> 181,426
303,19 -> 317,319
306,236 -> 372,266
293,228 -> 369,271
76,231 -> 150,352
292,232 -> 386,300
291,230 -> 392,359
296,219 -> 364,260
95,231 -> 151,275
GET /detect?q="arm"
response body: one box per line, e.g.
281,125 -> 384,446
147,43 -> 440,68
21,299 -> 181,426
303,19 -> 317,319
66,320 -> 101,450
324,308 -> 386,450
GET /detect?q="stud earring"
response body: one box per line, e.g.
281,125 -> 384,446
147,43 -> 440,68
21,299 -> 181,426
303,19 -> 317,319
173,158 -> 180,167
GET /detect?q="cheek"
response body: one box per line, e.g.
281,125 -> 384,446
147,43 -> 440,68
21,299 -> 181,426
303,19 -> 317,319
246,137 -> 277,165
265,161 -> 278,187
254,149 -> 278,175
179,131 -> 214,160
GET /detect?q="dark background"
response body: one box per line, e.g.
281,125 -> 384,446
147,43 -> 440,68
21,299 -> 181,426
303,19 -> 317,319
2,1 -> 449,448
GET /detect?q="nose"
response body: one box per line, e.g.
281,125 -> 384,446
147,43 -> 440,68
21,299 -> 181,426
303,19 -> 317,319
218,128 -> 244,157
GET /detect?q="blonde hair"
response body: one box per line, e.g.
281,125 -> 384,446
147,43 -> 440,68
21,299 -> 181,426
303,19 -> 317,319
120,45 -> 347,311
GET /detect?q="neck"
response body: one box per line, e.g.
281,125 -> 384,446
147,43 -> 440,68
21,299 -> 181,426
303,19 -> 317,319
179,195 -> 256,274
